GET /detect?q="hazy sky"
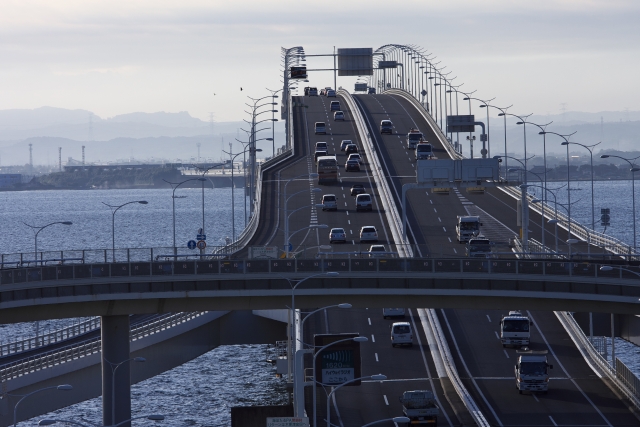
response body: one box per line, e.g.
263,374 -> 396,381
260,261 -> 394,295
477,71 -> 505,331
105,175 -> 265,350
1,0 -> 638,122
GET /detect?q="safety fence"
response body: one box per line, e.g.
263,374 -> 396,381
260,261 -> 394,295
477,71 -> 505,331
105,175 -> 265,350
0,317 -> 100,357
0,311 -> 207,383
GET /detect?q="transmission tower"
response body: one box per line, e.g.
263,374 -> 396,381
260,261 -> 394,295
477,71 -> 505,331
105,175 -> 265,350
82,145 -> 86,166
58,147 -> 62,171
29,143 -> 33,169
197,143 -> 201,163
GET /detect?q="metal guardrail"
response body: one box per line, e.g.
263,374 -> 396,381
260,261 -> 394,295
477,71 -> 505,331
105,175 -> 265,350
382,87 -> 638,261
346,88 -> 489,426
0,312 -> 208,383
0,317 -> 100,357
616,359 -> 640,402
556,311 -> 640,410
338,89 -> 411,258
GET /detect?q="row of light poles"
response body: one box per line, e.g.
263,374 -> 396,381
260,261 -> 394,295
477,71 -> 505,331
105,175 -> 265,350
376,43 -> 639,255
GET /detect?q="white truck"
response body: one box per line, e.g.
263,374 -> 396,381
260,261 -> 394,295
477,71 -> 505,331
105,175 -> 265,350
515,350 -> 553,394
399,390 -> 440,425
466,235 -> 492,258
456,216 -> 481,243
415,141 -> 435,160
500,311 -> 532,347
407,128 -> 423,149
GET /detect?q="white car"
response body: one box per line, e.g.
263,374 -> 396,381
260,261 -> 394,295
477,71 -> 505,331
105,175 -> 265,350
321,194 -> 337,211
329,227 -> 347,243
369,244 -> 387,257
360,226 -> 378,242
391,322 -> 413,347
355,194 -> 372,212
334,111 -> 344,121
347,153 -> 362,165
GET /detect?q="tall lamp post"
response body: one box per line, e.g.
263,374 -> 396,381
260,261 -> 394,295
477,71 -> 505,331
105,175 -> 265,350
497,112 -> 532,182
163,178 -> 206,254
539,131 -> 576,237
600,154 -> 640,251
23,221 -> 73,265
13,384 -> 73,427
265,88 -> 282,157
223,146 -> 262,242
326,374 -> 387,427
480,103 -> 512,179
102,357 -> 145,427
102,201 -> 148,262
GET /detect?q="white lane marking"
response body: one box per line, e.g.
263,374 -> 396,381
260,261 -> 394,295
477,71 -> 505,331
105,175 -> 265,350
528,311 -> 614,427
448,237 -> 452,242
453,248 -> 457,254
486,315 -> 491,322
371,334 -> 376,343
438,217 -> 441,222
344,202 -> 347,206
383,395 -> 389,405
442,227 -> 446,232
494,331 -> 500,340
430,200 -> 433,204
346,211 -> 349,216
532,393 -> 539,402
440,309 -> 504,427
434,208 -> 437,213
549,416 -> 558,426
348,220 -> 351,225
368,317 -> 371,325
341,186 -> 344,190
375,353 -> 379,362
503,349 -> 509,359
350,230 -> 353,234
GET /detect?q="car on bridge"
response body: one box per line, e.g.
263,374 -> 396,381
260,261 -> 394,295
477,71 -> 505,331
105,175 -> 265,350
308,87 -> 318,96
340,140 -> 353,151
314,150 -> 328,163
359,226 -> 378,242
355,193 -> 372,211
345,144 -> 359,154
334,111 -> 344,121
380,120 -> 393,134
348,153 -> 362,164
329,227 -> 347,244
368,244 -> 386,257
315,141 -> 328,151
330,101 -> 341,111
350,184 -> 365,196
327,89 -> 336,97
314,122 -> 326,135
391,322 -> 413,347
345,159 -> 360,172
321,194 -> 338,211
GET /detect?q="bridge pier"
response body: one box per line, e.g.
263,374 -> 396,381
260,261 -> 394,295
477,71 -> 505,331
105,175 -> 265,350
101,315 -> 132,427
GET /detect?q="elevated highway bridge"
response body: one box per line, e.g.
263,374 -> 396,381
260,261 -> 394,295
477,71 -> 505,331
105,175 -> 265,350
3,48 -> 640,427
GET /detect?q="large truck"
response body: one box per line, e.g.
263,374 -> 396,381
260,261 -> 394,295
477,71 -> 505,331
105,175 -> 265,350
515,350 -> 553,394
456,216 -> 481,243
415,141 -> 435,160
407,128 -> 423,149
500,311 -> 532,347
399,390 -> 440,425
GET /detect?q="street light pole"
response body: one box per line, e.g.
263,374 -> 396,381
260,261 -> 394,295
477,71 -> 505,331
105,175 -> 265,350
326,374 -> 386,427
600,154 -> 640,251
101,201 -> 148,263
223,146 -> 262,242
23,221 -> 73,265
13,385 -> 73,427
102,357 -> 145,427
163,178 -> 206,254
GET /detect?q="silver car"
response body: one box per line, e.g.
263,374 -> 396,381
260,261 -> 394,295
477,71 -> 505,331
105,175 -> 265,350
329,227 -> 347,243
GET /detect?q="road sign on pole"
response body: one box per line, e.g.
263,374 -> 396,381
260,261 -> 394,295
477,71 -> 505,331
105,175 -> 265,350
187,240 -> 197,250
196,240 -> 206,250
266,418 -> 309,427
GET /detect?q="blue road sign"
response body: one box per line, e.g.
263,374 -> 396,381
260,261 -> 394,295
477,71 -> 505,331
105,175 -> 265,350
187,240 -> 197,250
288,242 -> 293,252
197,234 -> 206,240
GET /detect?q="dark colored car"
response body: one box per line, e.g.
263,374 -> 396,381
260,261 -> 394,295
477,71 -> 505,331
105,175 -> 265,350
345,159 -> 360,172
345,144 -> 359,154
350,184 -> 365,196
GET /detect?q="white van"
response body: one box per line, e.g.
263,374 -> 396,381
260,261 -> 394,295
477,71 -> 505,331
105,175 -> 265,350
383,308 -> 405,319
355,193 -> 372,211
391,322 -> 413,347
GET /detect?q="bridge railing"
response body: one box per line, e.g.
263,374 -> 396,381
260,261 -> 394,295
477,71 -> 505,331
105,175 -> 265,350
0,317 -> 100,358
2,257 -> 639,287
381,87 -> 638,260
556,311 -> 640,410
0,311 -> 208,382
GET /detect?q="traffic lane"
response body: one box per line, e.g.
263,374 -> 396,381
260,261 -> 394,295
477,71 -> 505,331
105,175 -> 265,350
326,307 -> 458,426
308,96 -> 393,252
442,308 -> 637,426
356,94 -> 465,256
530,311 -> 640,426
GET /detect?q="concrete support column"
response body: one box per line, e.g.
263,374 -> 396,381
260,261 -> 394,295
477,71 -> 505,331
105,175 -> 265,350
101,315 -> 131,427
